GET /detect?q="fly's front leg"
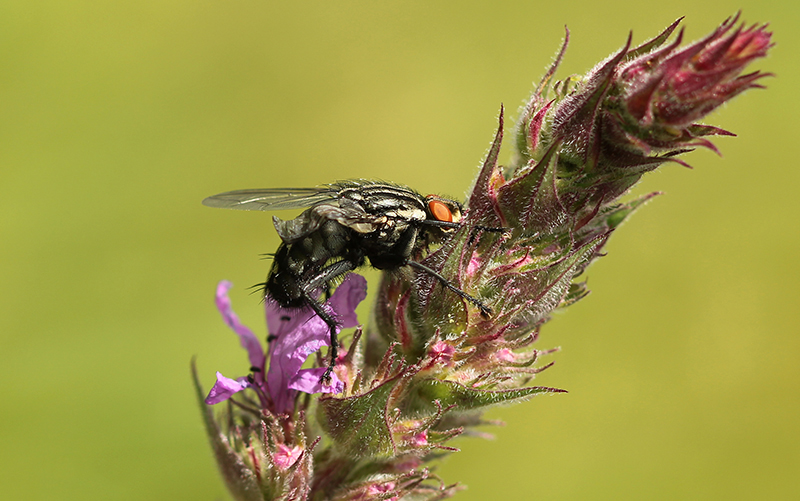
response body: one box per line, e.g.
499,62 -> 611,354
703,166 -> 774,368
405,260 -> 492,317
467,224 -> 510,247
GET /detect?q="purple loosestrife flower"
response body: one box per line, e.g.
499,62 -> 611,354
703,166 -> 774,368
193,274 -> 366,501
196,15 -> 771,501
206,274 -> 366,414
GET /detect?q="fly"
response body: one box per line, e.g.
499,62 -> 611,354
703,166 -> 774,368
203,180 -> 494,381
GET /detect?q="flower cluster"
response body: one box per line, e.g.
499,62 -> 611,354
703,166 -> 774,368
195,14 -> 771,500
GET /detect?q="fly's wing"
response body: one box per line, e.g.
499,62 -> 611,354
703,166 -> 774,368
202,187 -> 339,211
274,203 -> 386,243
204,183 -> 388,243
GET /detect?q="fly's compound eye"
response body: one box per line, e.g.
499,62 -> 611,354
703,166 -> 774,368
428,199 -> 453,223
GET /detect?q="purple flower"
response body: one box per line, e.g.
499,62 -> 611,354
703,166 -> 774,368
204,372 -> 252,405
205,273 -> 368,414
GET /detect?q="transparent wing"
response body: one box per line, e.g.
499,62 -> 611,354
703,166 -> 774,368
202,187 -> 339,211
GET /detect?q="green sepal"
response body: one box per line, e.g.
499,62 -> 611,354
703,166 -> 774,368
605,192 -> 660,229
511,30 -> 569,171
411,378 -> 565,413
411,246 -> 470,341
466,107 -> 505,226
483,232 -> 609,329
552,34 -> 632,169
318,371 -> 407,458
623,17 -> 683,62
558,281 -> 591,309
497,141 -> 566,235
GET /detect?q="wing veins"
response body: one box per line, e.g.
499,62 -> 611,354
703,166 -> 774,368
202,187 -> 338,211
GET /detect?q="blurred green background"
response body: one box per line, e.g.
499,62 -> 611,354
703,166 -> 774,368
1,1 -> 797,499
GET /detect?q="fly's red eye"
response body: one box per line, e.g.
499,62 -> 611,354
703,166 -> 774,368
428,199 -> 453,223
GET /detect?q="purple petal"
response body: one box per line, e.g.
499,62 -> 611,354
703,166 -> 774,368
215,281 -> 265,371
289,368 -> 344,394
261,274 -> 366,413
327,274 -> 368,329
205,372 -> 251,405
267,314 -> 332,413
265,300 -> 314,340
272,316 -> 331,375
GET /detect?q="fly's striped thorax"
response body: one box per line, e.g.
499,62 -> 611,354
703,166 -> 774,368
339,183 -> 428,223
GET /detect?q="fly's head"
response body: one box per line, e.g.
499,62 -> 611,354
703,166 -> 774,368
420,194 -> 464,245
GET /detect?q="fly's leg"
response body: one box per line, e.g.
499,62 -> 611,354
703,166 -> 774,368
405,260 -> 492,317
467,224 -> 510,247
301,258 -> 360,383
301,292 -> 341,384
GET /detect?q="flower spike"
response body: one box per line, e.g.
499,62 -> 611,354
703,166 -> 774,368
197,15 -> 771,500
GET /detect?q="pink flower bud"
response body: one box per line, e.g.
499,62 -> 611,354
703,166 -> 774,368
274,443 -> 304,470
619,14 -> 772,128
